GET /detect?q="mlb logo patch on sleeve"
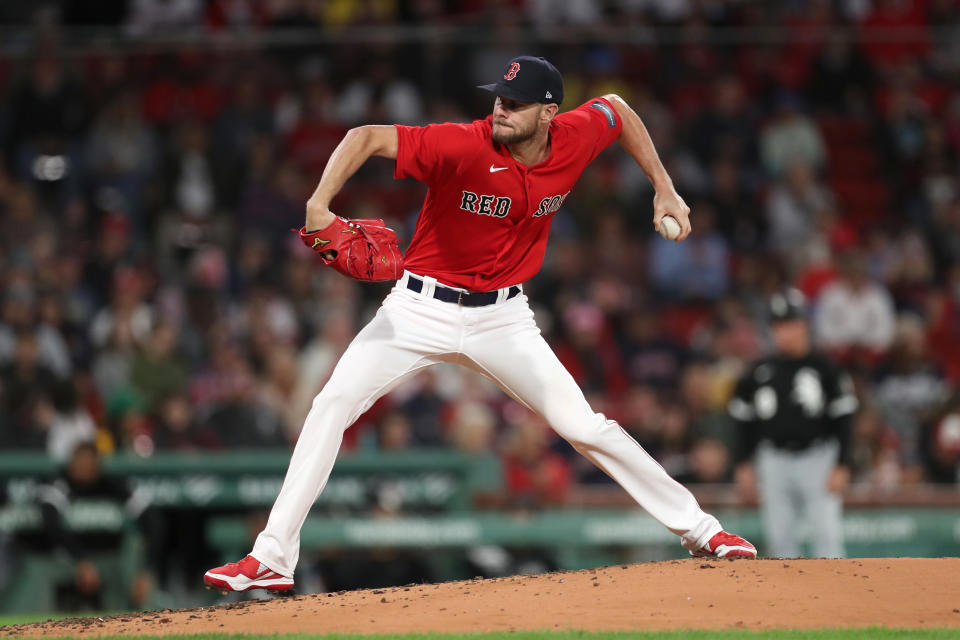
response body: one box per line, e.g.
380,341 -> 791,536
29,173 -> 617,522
590,100 -> 616,128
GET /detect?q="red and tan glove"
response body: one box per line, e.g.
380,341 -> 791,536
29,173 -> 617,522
295,216 -> 403,282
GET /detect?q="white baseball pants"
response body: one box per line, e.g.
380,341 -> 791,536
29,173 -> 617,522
252,272 -> 722,576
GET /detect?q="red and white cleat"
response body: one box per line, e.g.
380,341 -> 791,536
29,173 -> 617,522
204,555 -> 294,593
691,531 -> 757,558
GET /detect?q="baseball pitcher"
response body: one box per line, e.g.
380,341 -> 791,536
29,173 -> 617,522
205,56 -> 756,593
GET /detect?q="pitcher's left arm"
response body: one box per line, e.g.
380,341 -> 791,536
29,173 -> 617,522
604,94 -> 691,241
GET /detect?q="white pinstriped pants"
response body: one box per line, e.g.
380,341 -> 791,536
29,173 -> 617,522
251,272 -> 722,576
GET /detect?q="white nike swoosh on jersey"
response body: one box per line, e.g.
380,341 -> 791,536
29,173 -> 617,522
489,165 -> 509,173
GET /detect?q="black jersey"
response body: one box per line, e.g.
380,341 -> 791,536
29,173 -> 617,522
37,472 -> 145,557
729,352 -> 857,463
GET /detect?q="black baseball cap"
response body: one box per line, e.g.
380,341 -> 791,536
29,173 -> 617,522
768,289 -> 808,323
478,56 -> 564,105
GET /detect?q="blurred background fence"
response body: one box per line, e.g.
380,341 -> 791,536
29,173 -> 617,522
0,0 -> 959,616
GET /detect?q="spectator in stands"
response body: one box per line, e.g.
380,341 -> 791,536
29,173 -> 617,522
125,0 -> 204,37
285,79 -> 348,176
924,392 -> 960,483
859,0 -> 930,70
760,92 -> 827,178
91,318 -> 136,405
918,120 -> 957,222
806,27 -> 876,114
154,202 -> 230,286
0,182 -> 45,265
235,135 -> 283,233
335,56 -> 423,126
189,338 -> 286,448
619,304 -> 689,390
681,438 -> 734,484
655,401 -> 695,480
926,262 -> 960,382
129,321 -> 188,413
848,402 -> 902,488
178,247 -> 230,353
187,335 -> 246,403
83,90 -> 158,226
930,0 -> 960,76
686,75 -> 757,168
502,414 -> 571,507
554,301 -> 628,399
882,230 -> 936,313
7,53 -> 87,188
877,76 -> 930,205
591,212 -> 643,280
238,155 -> 308,244
291,305 -> 357,430
151,391 -> 216,451
526,0 -> 602,28
105,386 -> 151,455
448,401 -> 497,455
211,74 -> 275,207
260,345 -> 308,443
0,329 -> 62,450
35,379 -> 97,461
765,160 -> 835,255
944,96 -> 960,163
0,483 -> 9,594
708,156 -> 765,250
391,369 -> 448,448
89,266 -> 154,352
618,384 -> 664,459
165,118 -> 220,222
679,359 -> 738,460
790,209 -> 842,300
649,202 -> 730,301
874,314 -> 951,481
241,284 -> 300,366
80,211 -> 134,305
376,410 -> 413,452
0,282 -> 38,365
34,290 -> 74,377
814,248 -> 897,360
48,253 -> 98,345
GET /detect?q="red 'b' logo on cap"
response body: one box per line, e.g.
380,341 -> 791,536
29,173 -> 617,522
504,62 -> 520,80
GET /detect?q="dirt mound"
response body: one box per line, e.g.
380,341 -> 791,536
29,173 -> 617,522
5,558 -> 959,636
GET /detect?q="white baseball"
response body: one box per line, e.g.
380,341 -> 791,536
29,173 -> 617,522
659,215 -> 681,241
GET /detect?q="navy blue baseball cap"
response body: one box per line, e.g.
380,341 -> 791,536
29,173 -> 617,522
478,56 -> 564,105
769,289 -> 808,323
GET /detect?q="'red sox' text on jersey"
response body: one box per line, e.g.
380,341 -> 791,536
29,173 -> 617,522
394,97 -> 623,291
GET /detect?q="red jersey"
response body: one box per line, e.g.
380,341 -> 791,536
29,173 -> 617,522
394,97 -> 623,291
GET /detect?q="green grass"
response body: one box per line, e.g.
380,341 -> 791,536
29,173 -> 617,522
3,630 -> 959,639
2,613 -> 957,638
0,611 -> 114,626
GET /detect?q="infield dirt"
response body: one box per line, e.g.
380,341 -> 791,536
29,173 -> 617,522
5,558 -> 959,636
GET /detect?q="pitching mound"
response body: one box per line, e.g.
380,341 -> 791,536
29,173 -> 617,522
6,558 -> 959,636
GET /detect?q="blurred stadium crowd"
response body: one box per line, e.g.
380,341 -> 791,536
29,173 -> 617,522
1,0 -> 960,515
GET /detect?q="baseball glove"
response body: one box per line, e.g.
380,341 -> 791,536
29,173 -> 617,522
295,216 -> 404,282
